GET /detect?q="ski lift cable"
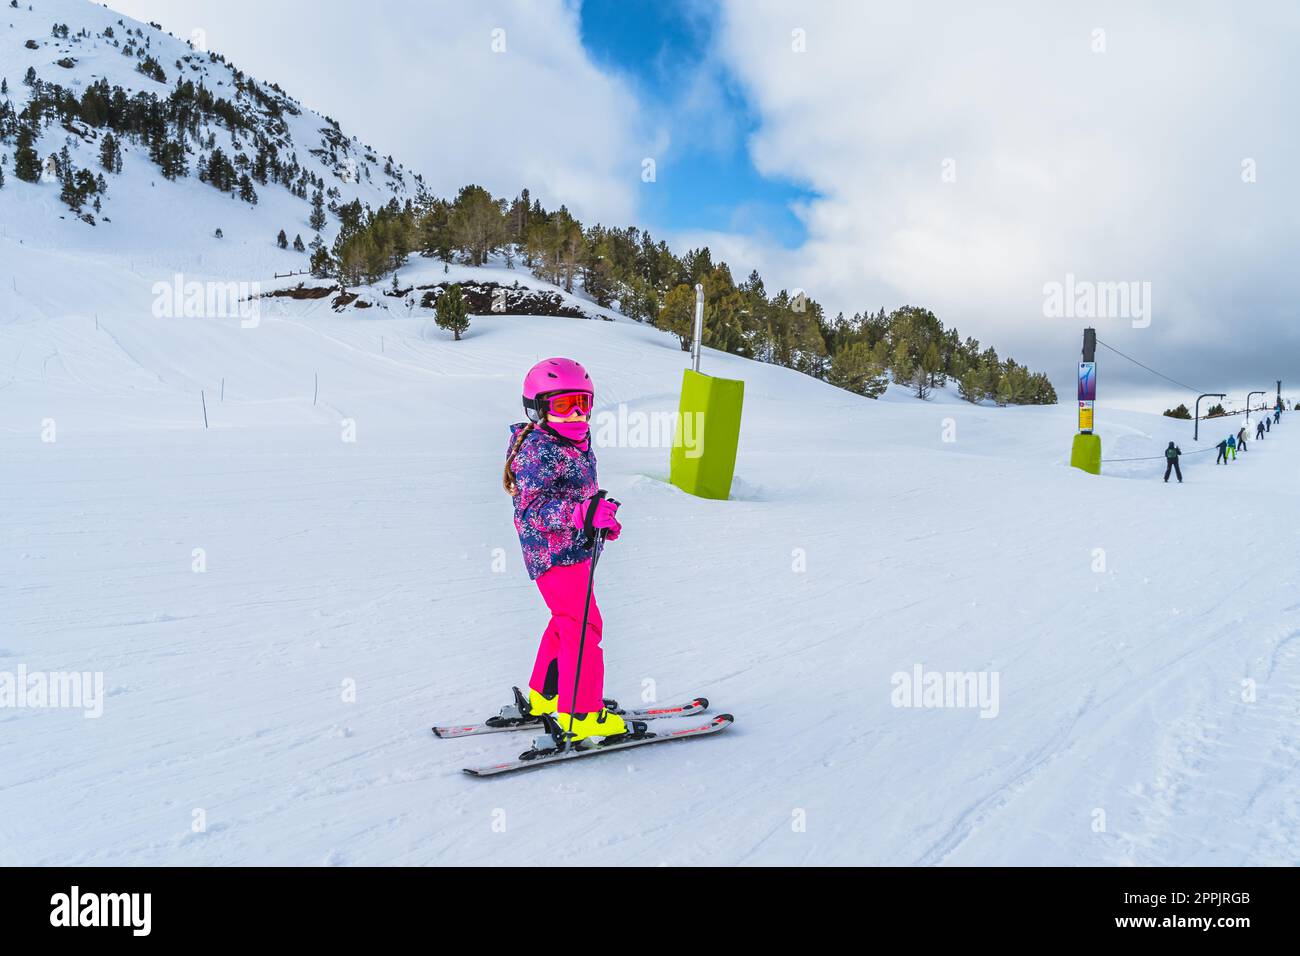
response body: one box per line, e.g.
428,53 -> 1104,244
1100,447 -> 1218,463
1094,338 -> 1206,396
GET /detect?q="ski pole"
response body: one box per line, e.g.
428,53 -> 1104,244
566,493 -> 610,739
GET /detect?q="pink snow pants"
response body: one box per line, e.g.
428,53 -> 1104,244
529,560 -> 604,714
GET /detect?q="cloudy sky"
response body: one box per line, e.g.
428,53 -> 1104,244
108,0 -> 1300,406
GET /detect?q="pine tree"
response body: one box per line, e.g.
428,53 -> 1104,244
14,124 -> 40,182
59,162 -> 81,211
417,199 -> 453,262
434,284 -> 470,341
448,184 -> 507,267
309,245 -> 332,278
99,132 -> 121,174
828,341 -> 888,398
277,229 -> 288,249
293,234 -> 305,252
891,338 -> 913,391
238,173 -> 257,205
309,189 -> 326,231
915,342 -> 941,399
958,368 -> 987,404
657,283 -> 698,351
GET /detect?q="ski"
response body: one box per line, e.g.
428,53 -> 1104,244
462,713 -> 735,777
433,694 -> 710,739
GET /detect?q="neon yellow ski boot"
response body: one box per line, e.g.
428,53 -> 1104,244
553,708 -> 628,742
527,688 -> 557,717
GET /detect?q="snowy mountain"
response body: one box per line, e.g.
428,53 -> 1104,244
1,0 -> 420,270
2,1 -> 1298,867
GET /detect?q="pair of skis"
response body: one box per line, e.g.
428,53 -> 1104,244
433,689 -> 734,777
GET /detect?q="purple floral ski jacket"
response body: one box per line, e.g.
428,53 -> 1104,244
507,423 -> 598,580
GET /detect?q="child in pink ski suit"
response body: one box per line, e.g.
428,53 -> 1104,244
503,358 -> 623,735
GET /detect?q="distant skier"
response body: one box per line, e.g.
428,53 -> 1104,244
1216,437 -> 1229,464
502,357 -> 630,742
1164,442 -> 1183,483
1256,420 -> 1266,441
1266,416 -> 1272,433
1237,426 -> 1247,452
1274,407 -> 1282,424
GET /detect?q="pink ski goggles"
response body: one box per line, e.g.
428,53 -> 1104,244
546,392 -> 592,416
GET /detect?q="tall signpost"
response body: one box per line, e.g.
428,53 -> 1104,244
1070,328 -> 1102,474
669,284 -> 746,500
691,284 -> 704,373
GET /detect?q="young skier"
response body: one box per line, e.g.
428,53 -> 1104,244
502,357 -> 629,742
1227,433 -> 1237,460
1216,437 -> 1229,464
1163,442 -> 1182,483
1257,420 -> 1266,441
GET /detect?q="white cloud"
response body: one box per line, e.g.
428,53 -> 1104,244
106,0 -> 646,224
709,0 -> 1300,385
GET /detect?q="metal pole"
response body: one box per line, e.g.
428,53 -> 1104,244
691,283 -> 704,373
1247,391 -> 1264,424
565,531 -> 605,741
1194,392 -> 1225,442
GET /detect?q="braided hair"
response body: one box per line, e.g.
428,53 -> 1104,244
502,423 -> 535,496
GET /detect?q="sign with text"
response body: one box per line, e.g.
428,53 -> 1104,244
1078,363 -> 1096,433
1078,362 -> 1097,402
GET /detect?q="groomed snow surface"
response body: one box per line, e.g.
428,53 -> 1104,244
3,237 -> 1298,866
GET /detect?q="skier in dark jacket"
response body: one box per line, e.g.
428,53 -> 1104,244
1164,442 -> 1183,483
1257,420 -> 1266,440
1216,438 -> 1229,464
1275,407 -> 1282,424
1237,426 -> 1248,452
1266,416 -> 1272,433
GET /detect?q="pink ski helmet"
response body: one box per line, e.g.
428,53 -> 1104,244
522,357 -> 593,423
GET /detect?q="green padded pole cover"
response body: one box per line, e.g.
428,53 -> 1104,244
669,369 -> 745,500
1071,432 -> 1102,475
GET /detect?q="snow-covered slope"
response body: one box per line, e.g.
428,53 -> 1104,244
3,235 -> 1299,865
2,1 -> 1297,868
